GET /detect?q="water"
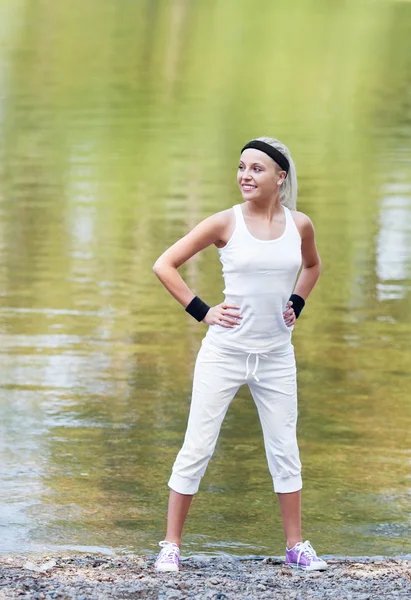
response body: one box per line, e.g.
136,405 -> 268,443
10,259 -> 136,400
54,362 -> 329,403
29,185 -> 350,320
0,0 -> 410,557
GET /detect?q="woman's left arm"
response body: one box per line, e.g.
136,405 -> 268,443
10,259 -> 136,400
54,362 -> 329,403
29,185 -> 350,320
284,213 -> 321,326
293,213 -> 321,300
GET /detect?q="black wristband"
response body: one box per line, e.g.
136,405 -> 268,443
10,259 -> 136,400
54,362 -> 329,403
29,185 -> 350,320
185,296 -> 210,322
289,294 -> 305,319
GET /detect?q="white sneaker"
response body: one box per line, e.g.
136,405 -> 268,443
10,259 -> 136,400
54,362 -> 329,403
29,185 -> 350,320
154,540 -> 180,572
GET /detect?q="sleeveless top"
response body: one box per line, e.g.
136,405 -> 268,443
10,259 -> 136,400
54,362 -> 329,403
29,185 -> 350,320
204,203 -> 302,353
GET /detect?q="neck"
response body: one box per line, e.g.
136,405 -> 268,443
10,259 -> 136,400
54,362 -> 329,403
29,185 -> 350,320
245,192 -> 283,218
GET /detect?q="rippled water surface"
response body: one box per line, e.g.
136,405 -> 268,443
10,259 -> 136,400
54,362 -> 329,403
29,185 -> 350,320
0,0 -> 410,557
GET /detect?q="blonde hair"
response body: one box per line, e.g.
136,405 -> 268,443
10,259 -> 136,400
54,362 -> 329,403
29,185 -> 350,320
254,137 -> 298,210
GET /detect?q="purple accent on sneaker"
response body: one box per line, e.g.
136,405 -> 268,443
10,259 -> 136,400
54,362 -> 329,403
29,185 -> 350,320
285,540 -> 328,571
154,540 -> 180,572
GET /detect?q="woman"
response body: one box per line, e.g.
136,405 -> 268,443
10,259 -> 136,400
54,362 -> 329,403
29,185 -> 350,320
152,137 -> 327,572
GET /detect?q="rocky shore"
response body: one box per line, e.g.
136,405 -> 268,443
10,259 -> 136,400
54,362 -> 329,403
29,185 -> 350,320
0,553 -> 410,600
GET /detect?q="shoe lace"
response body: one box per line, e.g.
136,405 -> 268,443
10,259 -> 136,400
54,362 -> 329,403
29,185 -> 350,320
297,540 -> 317,562
158,540 -> 179,563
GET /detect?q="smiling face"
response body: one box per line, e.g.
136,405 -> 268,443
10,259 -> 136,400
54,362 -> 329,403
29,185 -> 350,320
238,148 -> 286,202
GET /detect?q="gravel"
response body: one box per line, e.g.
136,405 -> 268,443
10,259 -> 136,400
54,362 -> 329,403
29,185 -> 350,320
0,553 -> 410,600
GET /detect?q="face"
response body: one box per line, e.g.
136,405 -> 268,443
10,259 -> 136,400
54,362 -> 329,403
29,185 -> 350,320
237,148 -> 286,201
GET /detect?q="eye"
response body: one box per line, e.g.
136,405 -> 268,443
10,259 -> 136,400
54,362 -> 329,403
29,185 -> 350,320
254,166 -> 262,172
238,164 -> 244,170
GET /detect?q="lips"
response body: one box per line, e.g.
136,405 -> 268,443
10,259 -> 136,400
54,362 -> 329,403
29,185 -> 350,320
242,185 -> 256,191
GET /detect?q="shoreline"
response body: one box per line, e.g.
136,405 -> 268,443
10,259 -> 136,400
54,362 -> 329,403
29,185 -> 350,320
1,553 -> 410,599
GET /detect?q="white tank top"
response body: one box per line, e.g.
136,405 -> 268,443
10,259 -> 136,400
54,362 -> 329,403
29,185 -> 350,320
204,203 -> 302,353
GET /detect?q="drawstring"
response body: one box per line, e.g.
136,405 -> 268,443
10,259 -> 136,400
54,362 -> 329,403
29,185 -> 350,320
245,354 -> 252,380
245,352 -> 268,381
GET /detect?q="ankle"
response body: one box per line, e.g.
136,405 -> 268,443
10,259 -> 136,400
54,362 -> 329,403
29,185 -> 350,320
164,537 -> 181,548
286,539 -> 302,550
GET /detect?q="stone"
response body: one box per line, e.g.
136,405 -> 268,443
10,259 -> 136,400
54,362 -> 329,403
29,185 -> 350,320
166,592 -> 182,600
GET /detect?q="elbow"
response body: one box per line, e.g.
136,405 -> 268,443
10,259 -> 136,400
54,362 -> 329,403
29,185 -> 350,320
303,259 -> 321,280
314,259 -> 322,281
152,260 -> 163,278
304,259 -> 322,273
153,258 -> 174,278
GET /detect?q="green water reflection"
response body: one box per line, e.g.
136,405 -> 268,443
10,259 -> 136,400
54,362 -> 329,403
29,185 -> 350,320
0,0 -> 410,557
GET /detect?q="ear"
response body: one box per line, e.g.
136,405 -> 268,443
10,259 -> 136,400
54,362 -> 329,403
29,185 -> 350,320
277,172 -> 286,185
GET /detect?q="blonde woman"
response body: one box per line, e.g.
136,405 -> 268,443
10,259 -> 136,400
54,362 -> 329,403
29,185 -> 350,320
153,138 -> 327,572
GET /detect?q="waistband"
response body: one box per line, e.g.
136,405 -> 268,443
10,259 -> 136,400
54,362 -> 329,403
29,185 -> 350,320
201,337 -> 292,355
201,338 -> 294,382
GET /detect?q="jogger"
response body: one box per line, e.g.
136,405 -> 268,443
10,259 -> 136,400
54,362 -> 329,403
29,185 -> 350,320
169,340 -> 302,496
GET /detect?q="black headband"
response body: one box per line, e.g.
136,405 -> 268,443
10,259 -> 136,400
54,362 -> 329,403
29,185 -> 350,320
240,140 -> 290,175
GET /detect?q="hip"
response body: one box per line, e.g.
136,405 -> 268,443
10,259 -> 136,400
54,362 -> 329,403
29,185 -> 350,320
198,337 -> 296,383
204,320 -> 293,354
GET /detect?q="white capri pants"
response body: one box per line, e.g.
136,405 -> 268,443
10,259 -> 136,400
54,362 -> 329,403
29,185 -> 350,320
168,340 -> 302,495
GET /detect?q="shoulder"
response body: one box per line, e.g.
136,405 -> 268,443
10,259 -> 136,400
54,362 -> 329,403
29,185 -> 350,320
208,207 -> 234,226
289,210 -> 315,238
205,206 -> 236,235
189,207 -> 233,234
206,207 -> 236,248
183,207 -> 235,248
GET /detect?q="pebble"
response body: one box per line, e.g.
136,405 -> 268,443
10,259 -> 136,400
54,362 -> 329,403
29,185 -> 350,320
165,592 -> 182,600
0,554 -> 410,599
309,571 -> 323,578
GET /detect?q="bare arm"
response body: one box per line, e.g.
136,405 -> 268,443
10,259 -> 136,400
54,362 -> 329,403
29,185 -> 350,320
293,213 -> 322,300
153,211 -> 242,328
153,212 -> 226,307
284,212 -> 321,326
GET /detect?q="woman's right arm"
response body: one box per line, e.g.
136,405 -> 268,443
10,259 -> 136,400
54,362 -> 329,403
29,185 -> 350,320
152,211 -> 242,328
